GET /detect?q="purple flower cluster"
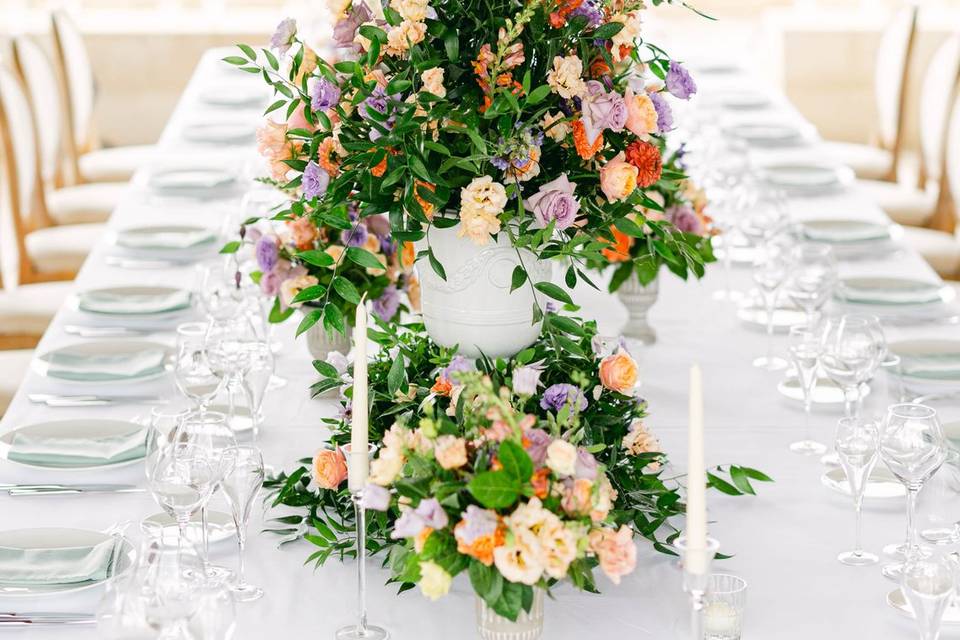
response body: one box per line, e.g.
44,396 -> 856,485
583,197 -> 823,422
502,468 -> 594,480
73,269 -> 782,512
570,0 -> 603,27
344,222 -> 369,248
665,62 -> 697,100
371,285 -> 400,322
302,161 -> 329,199
490,126 -> 544,174
255,235 -> 278,272
332,3 -> 372,49
668,204 -> 703,235
540,383 -> 588,413
392,497 -> 449,539
442,355 -> 474,381
648,92 -> 674,131
269,18 -> 297,55
310,78 -> 341,112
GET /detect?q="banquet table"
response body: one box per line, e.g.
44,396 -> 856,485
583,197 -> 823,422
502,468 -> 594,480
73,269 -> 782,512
2,48 -> 960,640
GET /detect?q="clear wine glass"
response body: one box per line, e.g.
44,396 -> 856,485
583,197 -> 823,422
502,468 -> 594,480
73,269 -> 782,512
206,315 -> 260,434
139,530 -> 205,640
835,417 -> 879,565
221,446 -> 265,602
174,322 -> 223,416
148,444 -> 216,558
196,259 -> 244,322
174,411 -> 237,583
819,315 -> 879,418
146,405 -> 190,482
752,246 -> 789,371
783,243 -> 837,329
241,342 -> 274,438
879,404 -> 947,580
787,325 -> 825,455
901,556 -> 955,640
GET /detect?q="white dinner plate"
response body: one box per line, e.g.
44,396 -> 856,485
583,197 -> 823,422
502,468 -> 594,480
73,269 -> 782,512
198,86 -> 265,108
835,277 -> 951,306
736,302 -> 807,332
777,376 -> 871,405
142,511 -> 236,547
821,466 -> 905,499
800,219 -> 892,244
0,528 -> 134,597
0,419 -> 146,471
725,122 -> 807,146
888,588 -> 960,624
759,162 -> 854,195
77,286 -> 193,317
113,225 -> 218,251
181,121 -> 254,145
713,91 -> 771,111
888,339 -> 960,385
34,340 -> 172,385
147,168 -> 237,197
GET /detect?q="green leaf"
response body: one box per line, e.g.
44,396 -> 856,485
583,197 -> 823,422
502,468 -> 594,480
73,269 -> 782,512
219,241 -> 241,254
468,471 -> 521,509
510,266 -> 527,293
533,281 -> 573,306
312,360 -> 340,379
296,249 -> 335,268
427,246 -> 446,280
332,277 -> 361,304
237,43 -> 257,60
729,466 -> 755,495
497,440 -> 533,483
591,22 -> 625,39
492,581 -> 524,622
706,472 -> 741,496
443,32 -> 459,62
323,303 -> 346,335
525,85 -> 551,105
295,309 -> 323,337
387,353 -> 407,396
614,216 -> 646,238
222,56 -> 248,66
359,24 -> 388,43
345,247 -> 385,271
290,284 -> 327,305
740,466 -> 774,483
549,315 -> 585,337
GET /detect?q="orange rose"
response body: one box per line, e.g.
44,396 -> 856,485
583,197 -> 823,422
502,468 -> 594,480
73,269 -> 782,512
599,151 -> 639,203
599,349 -> 638,394
310,448 -> 348,490
601,226 -> 633,263
431,376 -> 453,396
572,120 -> 603,160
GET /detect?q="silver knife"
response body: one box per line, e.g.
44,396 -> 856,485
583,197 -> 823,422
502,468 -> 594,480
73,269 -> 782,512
0,616 -> 96,625
105,256 -> 195,269
64,325 -> 151,338
7,485 -> 145,496
28,394 -> 166,406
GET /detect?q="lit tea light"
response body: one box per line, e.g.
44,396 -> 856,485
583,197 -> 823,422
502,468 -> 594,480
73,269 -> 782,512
703,600 -> 740,637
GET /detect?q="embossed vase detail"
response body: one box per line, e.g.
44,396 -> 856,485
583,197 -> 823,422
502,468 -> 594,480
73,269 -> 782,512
301,308 -> 352,360
475,589 -> 544,640
617,273 -> 659,344
417,225 -> 549,358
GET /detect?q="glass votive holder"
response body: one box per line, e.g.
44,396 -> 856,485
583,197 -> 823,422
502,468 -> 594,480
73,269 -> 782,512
703,573 -> 747,640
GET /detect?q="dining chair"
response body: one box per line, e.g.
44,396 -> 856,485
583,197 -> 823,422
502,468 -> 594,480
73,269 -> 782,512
51,11 -> 155,185
0,65 -> 104,285
904,89 -> 960,279
11,35 -> 127,226
860,34 -> 960,230
822,4 -> 918,183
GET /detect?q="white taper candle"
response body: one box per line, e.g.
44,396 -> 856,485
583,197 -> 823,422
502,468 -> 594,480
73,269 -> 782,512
349,298 -> 369,491
685,363 -> 708,573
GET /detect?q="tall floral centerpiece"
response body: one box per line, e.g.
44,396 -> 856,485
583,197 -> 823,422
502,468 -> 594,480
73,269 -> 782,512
226,0 -> 714,357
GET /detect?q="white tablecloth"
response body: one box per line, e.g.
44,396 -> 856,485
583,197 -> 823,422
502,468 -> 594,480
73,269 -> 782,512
1,49 -> 957,639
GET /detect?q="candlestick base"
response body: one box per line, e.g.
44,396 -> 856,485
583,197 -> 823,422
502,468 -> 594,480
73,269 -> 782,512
675,536 -> 720,640
334,624 -> 389,640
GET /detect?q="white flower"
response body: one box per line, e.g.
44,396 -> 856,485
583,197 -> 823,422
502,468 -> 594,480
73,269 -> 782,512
547,55 -> 586,99
545,440 -> 577,477
512,365 -> 543,396
418,561 -> 452,600
458,176 -> 506,246
390,0 -> 430,22
493,534 -> 544,585
369,449 -> 405,486
542,111 -> 571,143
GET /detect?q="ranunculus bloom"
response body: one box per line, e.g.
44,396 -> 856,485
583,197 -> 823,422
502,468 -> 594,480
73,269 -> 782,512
418,561 -> 452,601
624,140 -> 663,188
525,173 -> 580,230
288,215 -> 318,250
601,226 -> 633,263
580,81 -> 627,146
624,88 -> 659,137
599,152 -> 638,203
545,439 -> 578,477
434,435 -> 468,469
589,525 -> 637,584
310,448 -> 347,490
599,349 -> 639,394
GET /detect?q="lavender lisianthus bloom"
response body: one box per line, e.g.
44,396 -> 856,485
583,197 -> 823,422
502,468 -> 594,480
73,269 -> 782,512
255,235 -> 279,271
414,498 -> 449,530
648,91 -> 674,131
575,448 -> 598,480
523,428 -> 552,466
260,270 -> 282,296
455,505 -> 499,545
668,204 -> 703,235
345,222 -> 369,247
310,78 -> 341,112
364,86 -> 389,116
332,3 -> 372,48
580,80 -> 628,146
360,484 -> 391,511
665,61 -> 697,100
544,301 -> 559,314
442,355 -> 474,381
365,214 -> 391,237
371,286 -> 400,322
524,173 -> 580,230
570,0 -> 603,27
380,236 -> 396,257
391,509 -> 425,539
512,364 -> 544,396
540,383 -> 588,413
302,161 -> 329,199
269,18 -> 297,55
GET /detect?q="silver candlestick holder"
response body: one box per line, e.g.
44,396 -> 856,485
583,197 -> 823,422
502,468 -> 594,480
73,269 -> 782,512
675,536 -> 720,640
336,443 -> 388,640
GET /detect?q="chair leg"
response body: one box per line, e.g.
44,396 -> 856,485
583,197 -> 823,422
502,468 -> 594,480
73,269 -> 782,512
0,335 -> 41,350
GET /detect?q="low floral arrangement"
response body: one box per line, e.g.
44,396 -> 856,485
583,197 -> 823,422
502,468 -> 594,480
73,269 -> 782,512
265,315 -> 770,618
599,141 -> 716,292
225,0 -> 716,337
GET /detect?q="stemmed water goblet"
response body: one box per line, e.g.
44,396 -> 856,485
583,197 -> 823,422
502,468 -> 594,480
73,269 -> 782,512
783,243 -> 837,329
819,315 -> 879,419
196,259 -> 244,323
752,246 -> 789,371
901,556 -> 955,640
174,411 -> 237,583
879,403 -> 947,580
205,314 -> 260,433
787,325 -> 825,455
147,444 -> 216,558
174,322 -> 223,417
145,405 -> 190,481
220,446 -> 265,601
241,341 -> 274,437
835,417 -> 880,565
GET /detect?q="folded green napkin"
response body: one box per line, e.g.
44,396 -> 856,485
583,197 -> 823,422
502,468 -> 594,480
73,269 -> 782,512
837,278 -> 943,305
149,170 -> 235,192
78,289 -> 192,315
899,354 -> 960,380
803,220 -> 890,244
117,228 -> 216,250
45,348 -> 166,381
766,166 -> 838,188
7,427 -> 147,468
0,537 -> 121,586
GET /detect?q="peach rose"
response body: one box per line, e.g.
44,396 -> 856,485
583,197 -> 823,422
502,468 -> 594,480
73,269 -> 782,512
434,435 -> 468,470
310,448 -> 348,490
289,215 -> 318,250
287,102 -> 316,133
599,349 -> 638,394
599,152 -> 638,203
624,88 -> 658,138
280,274 -> 319,309
588,525 -> 637,584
